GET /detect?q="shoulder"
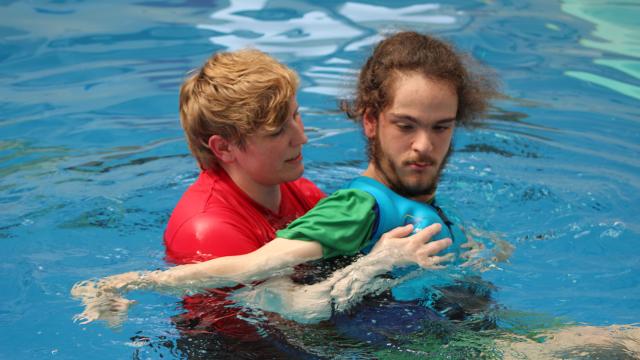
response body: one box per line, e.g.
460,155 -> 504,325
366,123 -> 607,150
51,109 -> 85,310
283,188 -> 377,228
164,210 -> 262,264
316,188 -> 376,207
286,188 -> 377,222
164,172 -> 225,242
276,188 -> 379,258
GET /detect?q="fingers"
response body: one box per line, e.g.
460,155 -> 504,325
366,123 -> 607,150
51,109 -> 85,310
460,248 -> 482,260
460,258 -> 483,268
370,224 -> 415,254
416,252 -> 455,268
108,297 -> 136,311
71,280 -> 97,299
409,223 -> 443,244
416,249 -> 454,263
417,235 -> 451,256
73,311 -> 96,324
72,291 -> 136,326
460,242 -> 473,249
460,240 -> 485,250
379,223 -> 414,241
413,238 -> 453,269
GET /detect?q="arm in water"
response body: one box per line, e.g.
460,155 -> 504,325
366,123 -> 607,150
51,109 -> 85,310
71,223 -> 451,325
233,223 -> 454,323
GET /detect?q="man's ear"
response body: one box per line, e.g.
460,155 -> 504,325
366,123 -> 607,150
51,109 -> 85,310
208,135 -> 236,163
363,109 -> 377,139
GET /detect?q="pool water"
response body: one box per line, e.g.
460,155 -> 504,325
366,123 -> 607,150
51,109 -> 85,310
1,0 -> 639,358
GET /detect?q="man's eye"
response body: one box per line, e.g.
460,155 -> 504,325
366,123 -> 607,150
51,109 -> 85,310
433,124 -> 452,132
396,123 -> 413,131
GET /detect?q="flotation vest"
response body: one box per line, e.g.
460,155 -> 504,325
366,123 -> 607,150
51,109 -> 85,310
347,176 -> 466,301
346,176 -> 458,253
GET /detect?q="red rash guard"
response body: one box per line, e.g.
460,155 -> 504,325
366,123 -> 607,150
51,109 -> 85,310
164,168 -> 325,264
163,167 -> 325,338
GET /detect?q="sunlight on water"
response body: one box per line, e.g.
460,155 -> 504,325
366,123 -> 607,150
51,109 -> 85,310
197,1 -> 466,98
198,1 -> 363,58
561,0 -> 640,100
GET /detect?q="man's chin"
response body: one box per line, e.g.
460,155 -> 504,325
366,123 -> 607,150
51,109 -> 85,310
403,173 -> 437,188
405,187 -> 436,198
395,179 -> 437,198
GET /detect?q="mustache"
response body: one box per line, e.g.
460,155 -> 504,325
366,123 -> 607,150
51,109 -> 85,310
402,156 -> 437,166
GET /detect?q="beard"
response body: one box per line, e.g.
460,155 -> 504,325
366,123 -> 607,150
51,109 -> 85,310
369,133 -> 452,199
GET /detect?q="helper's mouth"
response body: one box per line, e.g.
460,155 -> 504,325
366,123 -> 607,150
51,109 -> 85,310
286,153 -> 302,162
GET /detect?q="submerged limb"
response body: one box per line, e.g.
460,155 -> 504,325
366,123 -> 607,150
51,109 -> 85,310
234,224 -> 453,323
327,223 -> 453,314
71,239 -> 323,325
71,275 -> 140,327
70,270 -> 175,326
233,270 -> 425,324
459,227 -> 515,271
497,324 -> 640,360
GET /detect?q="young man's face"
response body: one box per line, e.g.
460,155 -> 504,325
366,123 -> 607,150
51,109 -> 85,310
232,97 -> 307,187
364,72 -> 457,201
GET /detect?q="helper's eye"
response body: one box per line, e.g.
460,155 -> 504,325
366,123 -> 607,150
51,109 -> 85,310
269,125 -> 286,137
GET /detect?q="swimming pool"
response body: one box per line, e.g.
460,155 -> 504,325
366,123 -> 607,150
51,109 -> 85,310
1,0 -> 638,358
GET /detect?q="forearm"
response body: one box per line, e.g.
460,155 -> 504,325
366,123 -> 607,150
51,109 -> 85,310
117,237 -> 324,294
322,248 -> 399,308
150,255 -> 261,290
79,259 -> 259,300
71,238 -> 323,325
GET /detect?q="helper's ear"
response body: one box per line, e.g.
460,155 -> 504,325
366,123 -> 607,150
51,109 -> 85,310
208,135 -> 236,163
362,109 -> 378,139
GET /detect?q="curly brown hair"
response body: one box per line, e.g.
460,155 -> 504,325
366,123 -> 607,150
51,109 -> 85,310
342,31 -> 498,125
179,49 -> 299,170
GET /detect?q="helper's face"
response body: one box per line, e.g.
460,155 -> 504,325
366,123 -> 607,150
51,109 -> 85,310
234,96 -> 308,186
364,73 -> 457,200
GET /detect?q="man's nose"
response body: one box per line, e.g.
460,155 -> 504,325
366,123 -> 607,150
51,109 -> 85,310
412,130 -> 433,154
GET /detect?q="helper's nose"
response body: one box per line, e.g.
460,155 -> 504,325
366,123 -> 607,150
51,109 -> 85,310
291,114 -> 308,146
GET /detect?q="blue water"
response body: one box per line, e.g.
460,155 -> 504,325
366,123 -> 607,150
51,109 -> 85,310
1,0 -> 639,358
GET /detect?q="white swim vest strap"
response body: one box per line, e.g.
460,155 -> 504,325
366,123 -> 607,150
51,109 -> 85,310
345,176 -> 454,253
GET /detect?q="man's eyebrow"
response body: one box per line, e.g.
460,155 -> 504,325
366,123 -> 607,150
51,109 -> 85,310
389,113 -> 418,122
389,114 -> 456,124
